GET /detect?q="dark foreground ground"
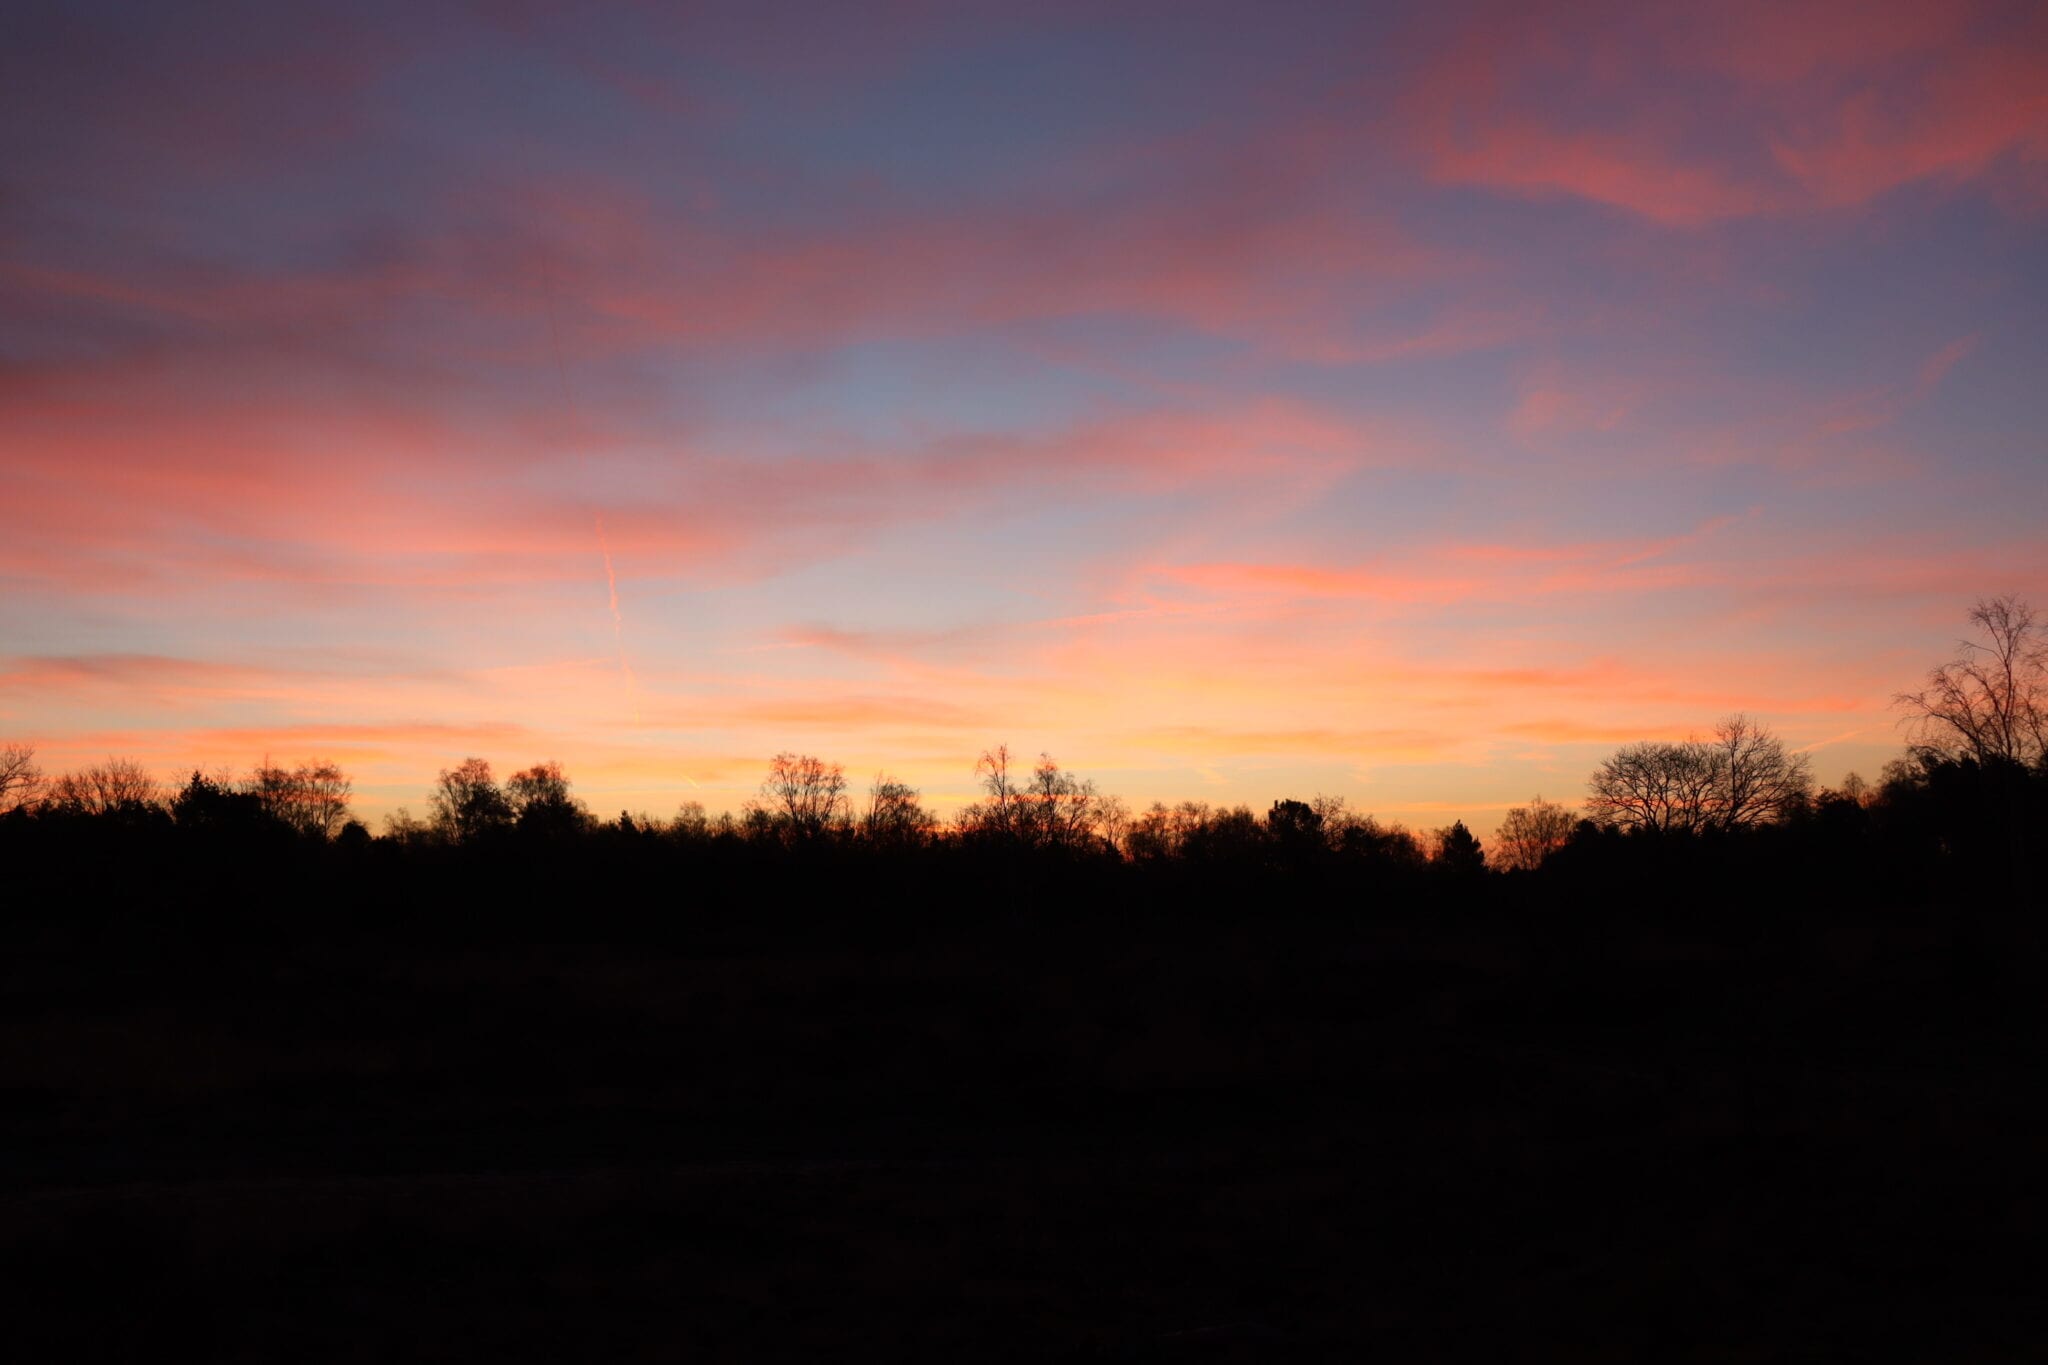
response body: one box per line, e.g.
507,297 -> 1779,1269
4,901 -> 2043,1362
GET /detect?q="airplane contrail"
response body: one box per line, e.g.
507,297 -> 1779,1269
594,509 -> 640,695
539,251 -> 640,702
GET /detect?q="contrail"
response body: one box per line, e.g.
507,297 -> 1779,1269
596,515 -> 620,622
539,251 -> 639,700
594,510 -> 639,694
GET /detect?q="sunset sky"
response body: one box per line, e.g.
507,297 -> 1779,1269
4,0 -> 2046,833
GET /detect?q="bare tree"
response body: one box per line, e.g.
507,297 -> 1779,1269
428,757 -> 513,842
1306,796 -> 1423,865
671,800 -> 713,841
1494,795 -> 1576,871
1020,752 -> 1098,850
383,807 -> 434,845
956,746 -> 1104,850
1588,740 -> 1721,833
0,743 -> 41,813
1894,595 -> 2048,767
965,744 -> 1023,840
297,761 -> 353,838
249,759 -> 353,838
1712,714 -> 1812,827
1306,793 -> 1418,862
46,758 -> 160,815
1094,793 -> 1133,856
1124,801 -> 1182,860
862,772 -> 934,847
1587,716 -> 1809,832
756,752 -> 848,841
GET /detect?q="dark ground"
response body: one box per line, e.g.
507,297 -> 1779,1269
4,901 -> 2043,1361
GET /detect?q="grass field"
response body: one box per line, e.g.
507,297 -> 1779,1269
5,910 -> 2040,1360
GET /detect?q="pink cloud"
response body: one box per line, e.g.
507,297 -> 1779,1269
1770,34 -> 2048,207
1398,0 -> 2048,224
0,144 -> 1438,379
504,186 -> 1456,361
1426,122 -> 1770,228
2,322 -> 1388,601
1915,334 -> 1980,394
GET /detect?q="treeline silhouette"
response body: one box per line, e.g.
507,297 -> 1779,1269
2,596 -> 2044,947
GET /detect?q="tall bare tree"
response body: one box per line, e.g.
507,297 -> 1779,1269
1712,715 -> 1812,827
756,752 -> 848,841
1894,595 -> 2048,767
1094,794 -> 1133,856
965,744 -> 1023,840
0,743 -> 41,813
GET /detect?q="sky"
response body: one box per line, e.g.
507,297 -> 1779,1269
3,0 -> 2046,834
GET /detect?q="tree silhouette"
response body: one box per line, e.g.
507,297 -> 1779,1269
1020,752 -> 1098,851
956,748 -> 1103,850
173,769 -> 273,832
1094,794 -> 1133,856
755,752 -> 848,842
1124,801 -> 1183,861
428,758 -> 514,843
46,758 -> 159,815
0,743 -> 40,813
1587,741 -> 1720,833
1588,717 -> 1809,833
1895,595 -> 2047,767
1434,820 -> 1485,875
862,773 -> 933,847
250,760 -> 353,839
1494,796 -> 1574,871
963,744 -> 1023,842
506,761 -> 590,837
1267,798 -> 1324,845
1709,714 -> 1813,827
1313,797 -> 1425,866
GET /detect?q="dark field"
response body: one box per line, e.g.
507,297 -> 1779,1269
6,897 -> 2042,1362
